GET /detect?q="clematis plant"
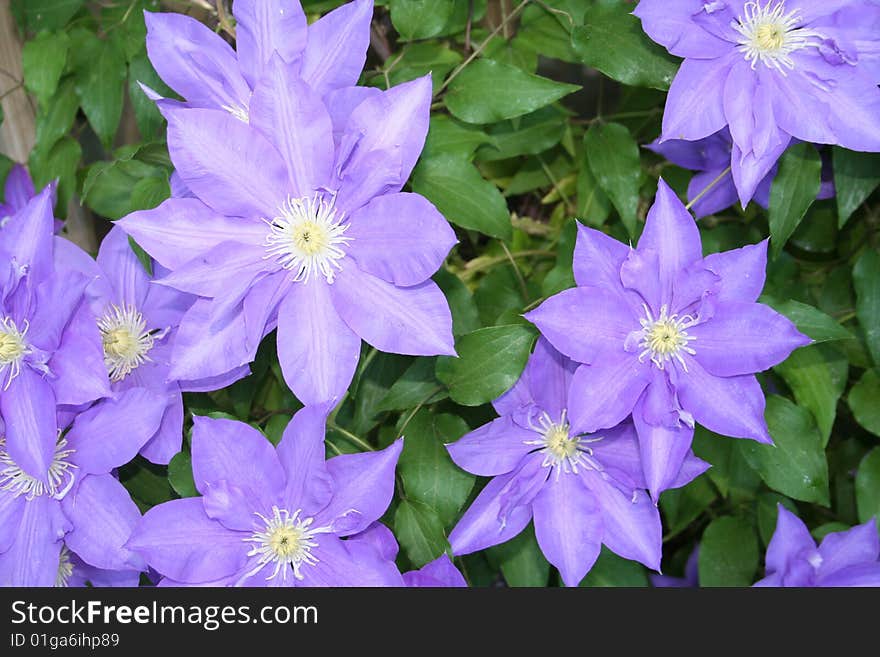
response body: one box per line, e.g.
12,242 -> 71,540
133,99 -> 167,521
120,60 -> 456,406
0,185 -> 109,478
755,505 -> 880,586
526,181 -> 810,498
0,388 -> 164,586
647,129 -> 834,218
446,338 -> 708,586
128,407 -> 405,586
634,0 -> 880,205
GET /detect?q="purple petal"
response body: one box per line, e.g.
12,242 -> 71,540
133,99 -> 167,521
314,439 -> 403,536
690,301 -> 810,376
334,147 -> 403,215
297,533 -> 404,587
771,65 -> 836,146
572,223 -> 630,292
117,198 -> 267,270
590,423 -> 646,488
346,192 -> 457,286
2,164 -> 35,211
523,337 -> 578,421
143,11 -> 251,112
661,54 -> 734,142
165,106 -> 288,218
702,240 -> 768,303
232,0 -> 307,88
347,522 -> 399,562
62,474 -> 145,571
276,278 -> 361,405
676,357 -> 772,442
532,473 -> 602,587
324,86 -> 383,143
139,391 -> 184,465
633,391 -> 696,500
276,405 -> 334,516
0,493 -> 25,552
249,55 -> 335,196
633,0 -> 733,58
2,368 -> 58,477
567,357 -> 652,434
96,226 -> 150,308
404,554 -> 466,587
765,504 -> 815,575
0,495 -> 66,586
27,270 -> 89,352
331,264 -> 455,356
731,135 -> 791,207
3,183 -> 55,279
583,473 -> 662,571
687,167 -> 739,218
301,0 -> 374,97
48,305 -> 112,406
447,415 -> 537,477
66,388 -> 167,475
817,519 -> 880,578
818,562 -> 880,587
525,287 -> 635,365
157,241 -> 268,298
127,498 -> 247,584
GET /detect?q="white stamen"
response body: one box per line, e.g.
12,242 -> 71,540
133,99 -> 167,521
97,304 -> 155,382
55,545 -> 74,587
0,435 -> 77,500
523,409 -> 604,479
221,103 -> 250,123
633,304 -> 697,371
0,316 -> 31,390
243,507 -> 330,582
732,1 -> 823,75
263,194 -> 351,284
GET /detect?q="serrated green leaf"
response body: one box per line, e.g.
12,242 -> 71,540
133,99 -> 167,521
698,516 -> 759,587
768,142 -> 822,257
849,369 -> 880,437
584,122 -> 641,237
436,325 -> 535,406
445,59 -> 579,124
394,500 -> 449,567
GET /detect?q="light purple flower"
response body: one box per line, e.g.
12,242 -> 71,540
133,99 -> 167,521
119,61 -> 456,405
647,129 -> 835,218
127,407 -> 405,586
525,181 -> 810,499
651,546 -> 700,587
1,165 -> 62,233
0,185 -> 110,477
755,505 -> 880,586
64,227 -> 246,464
143,0 -> 376,123
635,0 -> 880,205
0,387 -> 165,586
446,338 -> 709,587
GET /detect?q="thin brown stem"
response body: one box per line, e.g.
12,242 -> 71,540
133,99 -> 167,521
685,166 -> 732,211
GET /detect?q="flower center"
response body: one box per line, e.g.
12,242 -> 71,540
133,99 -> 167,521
97,304 -> 154,382
244,507 -> 327,582
0,435 -> 77,500
733,1 -> 823,74
56,545 -> 74,587
0,317 -> 30,389
263,195 -> 351,284
524,410 -> 603,477
635,304 -> 697,371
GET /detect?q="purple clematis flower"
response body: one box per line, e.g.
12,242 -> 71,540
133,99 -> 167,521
647,129 -> 835,218
634,0 -> 880,205
0,387 -> 165,586
445,338 -> 709,587
0,185 -> 110,478
128,407 -> 405,586
1,165 -> 62,233
63,227 -> 246,464
348,521 -> 467,587
755,505 -> 880,586
119,61 -> 456,406
143,0 -> 375,123
525,181 -> 810,499
651,546 -> 700,587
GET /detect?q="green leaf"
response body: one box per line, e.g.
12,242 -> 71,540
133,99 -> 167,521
583,122 -> 641,236
34,77 -> 79,152
582,548 -> 650,587
411,154 -> 511,240
514,3 -> 579,64
571,1 -> 679,91
71,30 -> 127,148
83,158 -> 160,219
761,297 -> 853,344
29,135 -> 81,210
768,142 -> 822,258
394,500 -> 449,567
390,0 -> 455,40
739,395 -> 830,505
128,236 -> 154,277
22,31 -> 70,106
383,42 -> 462,94
445,59 -> 579,124
693,426 -> 762,502
576,149 -> 612,226
397,410 -> 475,526
698,516 -> 759,587
378,359 -> 447,412
17,0 -> 84,31
774,344 -> 847,447
853,248 -> 880,365
488,526 -> 550,587
119,459 -> 174,508
167,451 -> 198,498
436,325 -> 535,406
476,106 -> 567,162
856,448 -> 880,524
130,173 -> 170,212
434,268 -> 481,336
423,116 -> 493,159
849,369 -> 880,437
660,475 -> 717,536
128,51 -> 171,141
755,492 -> 798,546
833,148 -> 880,228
